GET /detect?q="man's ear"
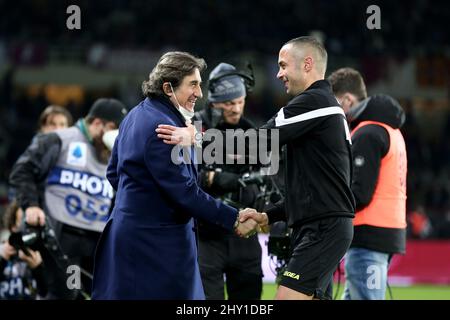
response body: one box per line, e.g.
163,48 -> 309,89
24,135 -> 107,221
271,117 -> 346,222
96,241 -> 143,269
340,93 -> 358,113
303,56 -> 313,72
162,82 -> 172,96
345,93 -> 358,108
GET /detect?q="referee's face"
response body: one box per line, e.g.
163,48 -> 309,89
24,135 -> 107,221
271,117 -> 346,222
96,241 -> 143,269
277,44 -> 304,96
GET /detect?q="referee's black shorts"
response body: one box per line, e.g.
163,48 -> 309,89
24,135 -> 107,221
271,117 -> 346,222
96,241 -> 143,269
279,216 -> 353,300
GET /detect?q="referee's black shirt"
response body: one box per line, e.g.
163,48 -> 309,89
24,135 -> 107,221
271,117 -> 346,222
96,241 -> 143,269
262,80 -> 355,227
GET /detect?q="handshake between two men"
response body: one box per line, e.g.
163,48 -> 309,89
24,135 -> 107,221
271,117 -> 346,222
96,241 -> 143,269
155,124 -> 270,238
234,208 -> 270,238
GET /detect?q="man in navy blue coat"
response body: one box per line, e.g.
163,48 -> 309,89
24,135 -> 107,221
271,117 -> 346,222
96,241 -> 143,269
92,52 -> 258,300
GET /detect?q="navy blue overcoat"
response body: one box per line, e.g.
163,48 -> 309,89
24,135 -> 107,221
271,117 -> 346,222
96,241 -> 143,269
92,97 -> 237,299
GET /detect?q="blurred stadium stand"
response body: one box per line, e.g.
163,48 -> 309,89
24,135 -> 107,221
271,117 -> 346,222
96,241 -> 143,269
0,0 -> 449,242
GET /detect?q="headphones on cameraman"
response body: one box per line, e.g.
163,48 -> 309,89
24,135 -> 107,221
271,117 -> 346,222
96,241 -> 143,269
208,62 -> 256,94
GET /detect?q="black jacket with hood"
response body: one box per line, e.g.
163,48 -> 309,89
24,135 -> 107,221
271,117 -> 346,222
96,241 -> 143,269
347,94 -> 406,254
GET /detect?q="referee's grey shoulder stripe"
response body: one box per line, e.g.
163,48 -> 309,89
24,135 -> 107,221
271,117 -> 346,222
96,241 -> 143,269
275,106 -> 345,127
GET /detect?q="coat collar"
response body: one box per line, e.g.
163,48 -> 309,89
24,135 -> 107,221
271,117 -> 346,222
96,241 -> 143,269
144,96 -> 198,173
145,95 -> 187,127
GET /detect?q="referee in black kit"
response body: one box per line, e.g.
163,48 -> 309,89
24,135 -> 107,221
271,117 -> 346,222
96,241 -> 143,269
239,36 -> 356,300
157,36 -> 355,300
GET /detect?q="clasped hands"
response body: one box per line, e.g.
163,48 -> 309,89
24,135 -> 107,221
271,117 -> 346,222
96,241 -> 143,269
234,208 -> 269,238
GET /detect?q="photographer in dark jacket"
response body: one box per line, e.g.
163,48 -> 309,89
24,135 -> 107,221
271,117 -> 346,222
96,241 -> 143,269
194,62 -> 263,300
328,68 -> 407,300
0,201 -> 47,299
8,98 -> 127,299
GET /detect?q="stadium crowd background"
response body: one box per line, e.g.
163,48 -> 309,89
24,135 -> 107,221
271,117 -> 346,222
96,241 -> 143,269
0,0 -> 449,243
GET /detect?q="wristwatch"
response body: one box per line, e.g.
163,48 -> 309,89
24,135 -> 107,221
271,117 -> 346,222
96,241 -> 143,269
193,127 -> 203,148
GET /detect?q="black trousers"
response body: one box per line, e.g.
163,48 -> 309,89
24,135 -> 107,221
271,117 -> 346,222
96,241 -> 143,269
280,217 -> 353,300
41,223 -> 100,300
198,234 -> 263,300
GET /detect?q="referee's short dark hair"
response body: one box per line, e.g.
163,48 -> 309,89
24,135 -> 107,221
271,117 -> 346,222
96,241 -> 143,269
328,68 -> 368,101
284,36 -> 328,75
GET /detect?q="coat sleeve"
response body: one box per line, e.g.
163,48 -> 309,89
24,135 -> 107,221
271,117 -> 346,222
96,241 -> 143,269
144,131 -> 238,231
9,133 -> 62,210
265,199 -> 286,223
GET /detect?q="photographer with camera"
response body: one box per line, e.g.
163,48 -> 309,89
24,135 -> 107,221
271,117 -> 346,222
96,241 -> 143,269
8,98 -> 127,299
194,62 -> 263,300
0,201 -> 47,299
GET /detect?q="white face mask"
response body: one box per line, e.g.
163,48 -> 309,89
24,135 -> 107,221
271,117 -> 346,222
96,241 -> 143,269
169,82 -> 195,124
102,129 -> 119,151
178,107 -> 195,124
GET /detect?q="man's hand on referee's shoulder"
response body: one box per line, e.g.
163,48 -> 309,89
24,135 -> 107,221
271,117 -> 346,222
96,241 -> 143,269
156,123 -> 195,146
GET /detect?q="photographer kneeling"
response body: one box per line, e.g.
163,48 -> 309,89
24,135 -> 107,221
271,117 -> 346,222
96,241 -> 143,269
0,201 -> 47,299
194,62 -> 263,300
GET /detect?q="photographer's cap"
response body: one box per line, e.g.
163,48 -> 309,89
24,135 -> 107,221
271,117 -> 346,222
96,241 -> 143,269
87,98 -> 127,127
208,63 -> 246,103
